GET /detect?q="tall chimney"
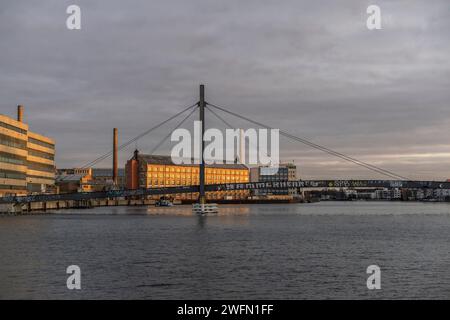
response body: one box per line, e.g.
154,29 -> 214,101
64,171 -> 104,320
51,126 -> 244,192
113,128 -> 118,185
17,105 -> 23,122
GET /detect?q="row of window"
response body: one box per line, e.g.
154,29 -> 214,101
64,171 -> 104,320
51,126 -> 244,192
0,184 -> 26,190
0,152 -> 55,169
0,152 -> 54,166
148,166 -> 247,175
28,137 -> 55,150
27,161 -> 55,173
0,121 -> 27,135
260,176 -> 289,181
148,173 -> 248,179
0,152 -> 26,166
147,177 -> 248,186
148,181 -> 199,187
28,148 -> 55,160
0,170 -> 27,180
27,174 -> 55,181
0,133 -> 27,150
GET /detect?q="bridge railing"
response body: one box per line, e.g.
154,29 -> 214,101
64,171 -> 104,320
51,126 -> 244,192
1,180 -> 450,204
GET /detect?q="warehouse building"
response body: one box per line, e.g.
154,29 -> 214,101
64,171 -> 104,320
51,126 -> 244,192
125,150 -> 249,200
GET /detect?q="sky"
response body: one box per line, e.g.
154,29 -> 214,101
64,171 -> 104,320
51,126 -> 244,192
0,0 -> 449,180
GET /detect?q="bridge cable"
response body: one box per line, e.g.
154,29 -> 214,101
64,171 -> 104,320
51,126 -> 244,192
207,102 -> 409,180
205,105 -> 259,164
149,106 -> 199,155
58,102 -> 198,182
79,102 -> 198,168
208,104 -> 401,178
207,102 -> 408,180
206,102 -> 410,181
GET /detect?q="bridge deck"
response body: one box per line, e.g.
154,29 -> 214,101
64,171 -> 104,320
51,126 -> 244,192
1,180 -> 450,204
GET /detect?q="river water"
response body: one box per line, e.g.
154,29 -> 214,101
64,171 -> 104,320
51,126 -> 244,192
1,201 -> 450,299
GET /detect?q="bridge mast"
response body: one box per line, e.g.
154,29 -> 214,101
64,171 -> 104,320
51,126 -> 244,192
113,128 -> 118,186
199,84 -> 206,204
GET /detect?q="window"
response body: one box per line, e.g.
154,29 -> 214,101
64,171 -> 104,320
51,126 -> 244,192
0,170 -> 26,180
0,121 -> 27,135
27,174 -> 55,181
28,137 -> 54,150
0,184 -> 26,190
28,149 -> 54,160
0,152 -> 26,165
27,161 -> 55,173
0,134 -> 27,150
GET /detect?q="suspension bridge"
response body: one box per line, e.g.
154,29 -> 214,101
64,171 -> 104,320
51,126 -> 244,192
1,84 -> 449,206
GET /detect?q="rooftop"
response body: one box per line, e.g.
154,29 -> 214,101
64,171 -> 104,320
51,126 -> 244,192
92,168 -> 125,177
56,174 -> 85,182
135,154 -> 248,170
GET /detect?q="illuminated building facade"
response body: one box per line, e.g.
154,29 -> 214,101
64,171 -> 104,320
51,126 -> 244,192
0,106 -> 55,196
250,163 -> 298,198
27,131 -> 56,193
125,151 -> 249,200
56,168 -> 125,193
56,168 -> 94,193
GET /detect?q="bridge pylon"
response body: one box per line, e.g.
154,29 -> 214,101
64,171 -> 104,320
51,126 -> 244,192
199,84 -> 206,205
195,84 -> 218,214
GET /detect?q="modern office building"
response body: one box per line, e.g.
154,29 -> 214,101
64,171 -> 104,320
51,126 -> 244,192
0,106 -> 55,196
250,163 -> 298,198
125,150 -> 249,200
0,110 -> 28,195
27,131 -> 56,193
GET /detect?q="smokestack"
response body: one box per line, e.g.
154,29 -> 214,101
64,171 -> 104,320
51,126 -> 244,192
17,105 -> 23,122
113,128 -> 118,185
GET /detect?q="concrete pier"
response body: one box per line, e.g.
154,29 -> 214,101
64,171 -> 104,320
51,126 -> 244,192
0,199 -> 158,214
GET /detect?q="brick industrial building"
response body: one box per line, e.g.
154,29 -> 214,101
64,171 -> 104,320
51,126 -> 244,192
125,150 -> 249,200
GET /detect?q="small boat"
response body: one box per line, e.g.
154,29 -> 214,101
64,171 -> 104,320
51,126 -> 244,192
155,197 -> 173,207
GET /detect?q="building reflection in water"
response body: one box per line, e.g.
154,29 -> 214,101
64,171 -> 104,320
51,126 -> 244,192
145,204 -> 251,226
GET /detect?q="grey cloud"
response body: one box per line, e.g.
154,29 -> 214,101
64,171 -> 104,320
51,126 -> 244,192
0,0 -> 449,179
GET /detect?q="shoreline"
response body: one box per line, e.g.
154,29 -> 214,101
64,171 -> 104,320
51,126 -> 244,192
2,198 -> 449,216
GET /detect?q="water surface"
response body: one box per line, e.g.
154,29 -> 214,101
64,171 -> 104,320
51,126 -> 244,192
1,201 -> 450,299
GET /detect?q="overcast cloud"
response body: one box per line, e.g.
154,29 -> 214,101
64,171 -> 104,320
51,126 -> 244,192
0,0 -> 449,179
